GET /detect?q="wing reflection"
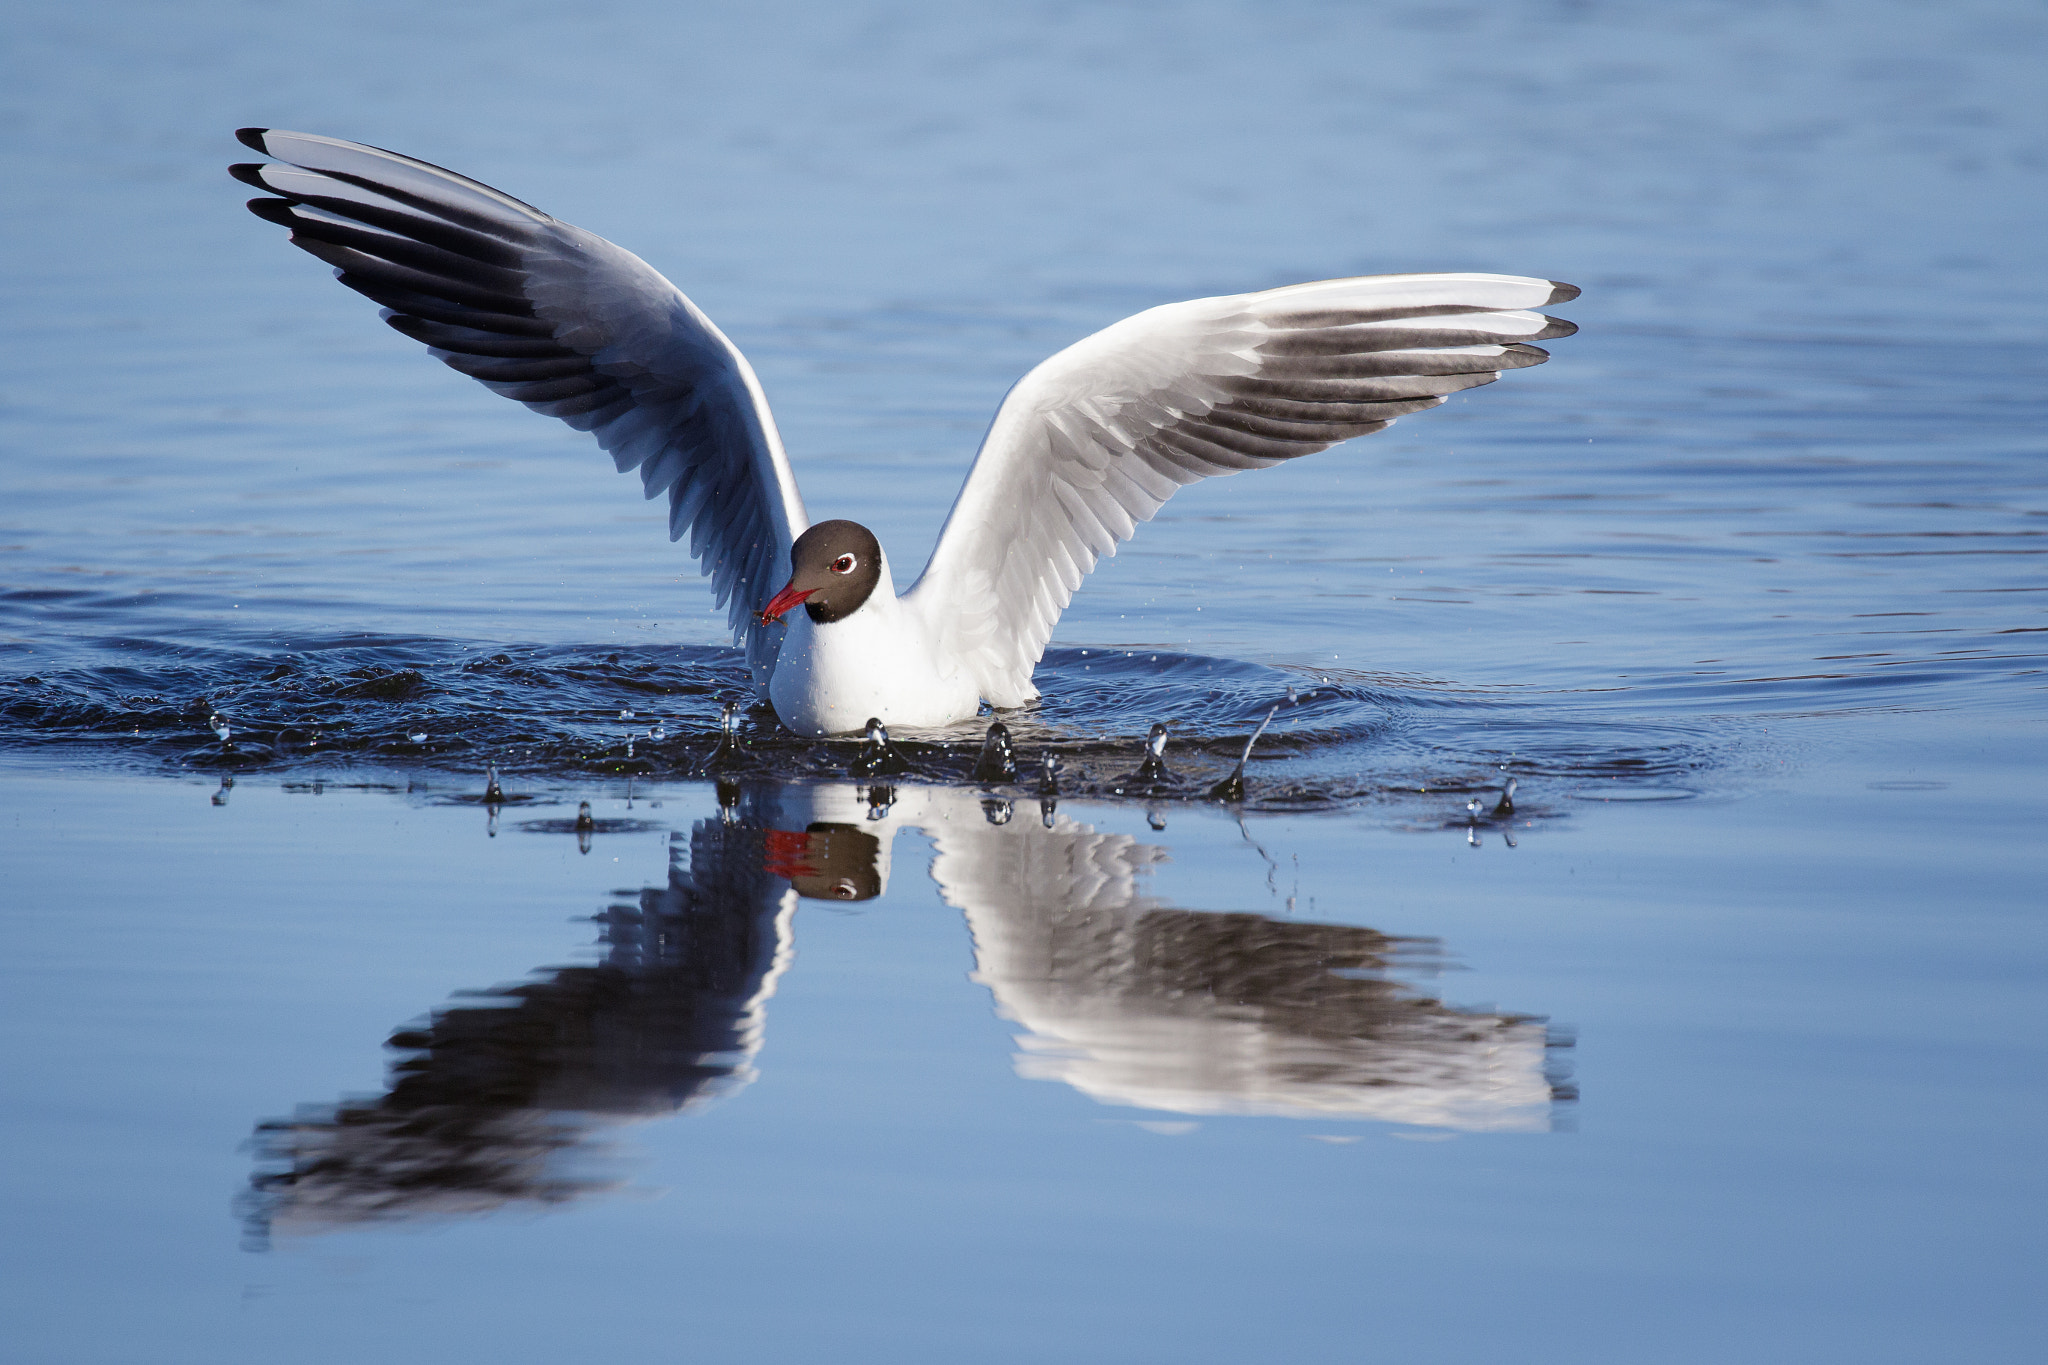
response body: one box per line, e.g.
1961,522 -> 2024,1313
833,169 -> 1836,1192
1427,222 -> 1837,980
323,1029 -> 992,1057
919,801 -> 1564,1131
244,782 -> 1568,1243
736,783 -> 1568,1131
241,819 -> 796,1245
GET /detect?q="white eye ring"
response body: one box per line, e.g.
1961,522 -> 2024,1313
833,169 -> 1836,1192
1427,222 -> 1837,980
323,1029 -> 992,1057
831,554 -> 857,575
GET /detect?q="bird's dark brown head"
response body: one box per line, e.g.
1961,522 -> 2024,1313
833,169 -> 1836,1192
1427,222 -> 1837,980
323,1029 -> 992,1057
758,520 -> 883,626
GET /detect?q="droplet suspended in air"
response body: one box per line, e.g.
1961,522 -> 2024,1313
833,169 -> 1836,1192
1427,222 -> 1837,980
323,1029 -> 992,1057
575,800 -> 595,831
484,763 -> 504,802
649,722 -> 667,741
407,728 -> 427,744
619,709 -> 634,720
209,713 -> 231,743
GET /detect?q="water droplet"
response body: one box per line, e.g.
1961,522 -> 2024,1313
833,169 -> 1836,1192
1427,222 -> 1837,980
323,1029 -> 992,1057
1467,797 -> 1483,818
720,700 -> 740,735
619,709 -> 634,720
973,722 -> 1017,782
649,722 -> 666,741
1146,723 -> 1168,760
1286,685 -> 1298,704
852,718 -> 908,778
408,728 -> 427,744
625,736 -> 635,758
209,713 -> 231,743
575,800 -> 595,832
484,763 -> 503,802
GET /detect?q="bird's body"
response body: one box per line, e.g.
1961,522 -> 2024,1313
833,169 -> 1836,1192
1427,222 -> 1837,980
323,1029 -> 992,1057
766,547 -> 980,733
232,129 -> 1577,734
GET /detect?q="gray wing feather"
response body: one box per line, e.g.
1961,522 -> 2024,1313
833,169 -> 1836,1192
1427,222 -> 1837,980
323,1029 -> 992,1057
233,130 -> 807,687
905,274 -> 1576,705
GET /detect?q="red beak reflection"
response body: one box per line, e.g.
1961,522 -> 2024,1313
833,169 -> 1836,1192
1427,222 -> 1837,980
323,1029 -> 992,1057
763,824 -> 882,901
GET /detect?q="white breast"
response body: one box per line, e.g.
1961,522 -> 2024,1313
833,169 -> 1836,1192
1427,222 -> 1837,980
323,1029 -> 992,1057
767,554 -> 981,735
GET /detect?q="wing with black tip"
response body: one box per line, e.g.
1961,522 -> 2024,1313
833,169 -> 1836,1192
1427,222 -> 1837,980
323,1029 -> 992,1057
904,273 -> 1577,705
231,129 -> 808,686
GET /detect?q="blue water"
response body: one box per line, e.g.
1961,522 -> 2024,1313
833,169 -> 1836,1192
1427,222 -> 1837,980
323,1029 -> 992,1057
2,1 -> 2044,1360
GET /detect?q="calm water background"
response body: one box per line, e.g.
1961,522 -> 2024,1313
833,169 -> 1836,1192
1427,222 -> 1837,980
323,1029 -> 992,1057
2,1 -> 2044,1360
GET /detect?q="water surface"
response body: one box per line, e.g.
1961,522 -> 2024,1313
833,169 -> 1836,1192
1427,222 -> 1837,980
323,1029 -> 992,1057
1,1 -> 2043,1360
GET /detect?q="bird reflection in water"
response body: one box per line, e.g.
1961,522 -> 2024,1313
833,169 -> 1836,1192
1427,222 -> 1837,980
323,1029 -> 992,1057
241,817 -> 798,1247
243,783 -> 1569,1244
909,788 -> 1570,1131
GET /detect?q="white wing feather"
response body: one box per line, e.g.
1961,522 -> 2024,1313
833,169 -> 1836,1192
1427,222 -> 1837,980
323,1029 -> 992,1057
905,273 -> 1577,705
232,130 -> 808,689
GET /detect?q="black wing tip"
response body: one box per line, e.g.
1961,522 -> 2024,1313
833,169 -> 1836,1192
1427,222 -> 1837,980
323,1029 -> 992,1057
235,127 -> 270,153
1546,280 -> 1581,305
1546,317 -> 1580,339
244,196 -> 296,227
228,162 -> 270,190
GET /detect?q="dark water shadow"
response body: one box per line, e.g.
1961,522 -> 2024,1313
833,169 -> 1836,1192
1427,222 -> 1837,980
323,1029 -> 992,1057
5,630 -> 1732,810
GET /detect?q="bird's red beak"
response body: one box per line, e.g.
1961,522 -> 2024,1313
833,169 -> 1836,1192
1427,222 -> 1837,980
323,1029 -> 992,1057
758,582 -> 814,625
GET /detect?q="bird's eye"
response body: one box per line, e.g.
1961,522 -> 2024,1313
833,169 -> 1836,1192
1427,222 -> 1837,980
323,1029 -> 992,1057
831,554 -> 857,575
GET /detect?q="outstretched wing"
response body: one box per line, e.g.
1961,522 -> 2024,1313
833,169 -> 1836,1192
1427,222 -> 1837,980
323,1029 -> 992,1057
231,129 -> 808,686
903,273 -> 1576,705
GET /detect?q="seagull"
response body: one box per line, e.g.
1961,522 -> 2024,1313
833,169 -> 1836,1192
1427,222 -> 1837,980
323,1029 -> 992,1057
231,129 -> 1577,736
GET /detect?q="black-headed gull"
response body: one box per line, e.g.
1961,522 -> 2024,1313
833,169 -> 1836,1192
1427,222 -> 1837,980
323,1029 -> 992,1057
232,129 -> 1577,735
